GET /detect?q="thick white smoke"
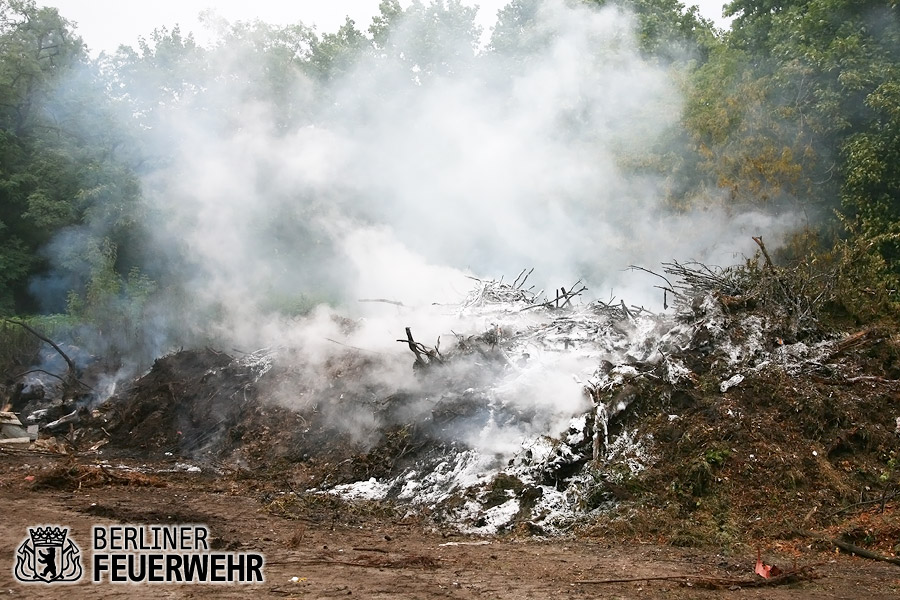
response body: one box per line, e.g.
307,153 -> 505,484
40,1 -> 802,448
137,0 -> 797,345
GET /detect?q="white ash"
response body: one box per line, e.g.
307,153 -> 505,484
324,280 -> 844,534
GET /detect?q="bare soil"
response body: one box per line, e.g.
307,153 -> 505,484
0,451 -> 898,599
4,277 -> 900,598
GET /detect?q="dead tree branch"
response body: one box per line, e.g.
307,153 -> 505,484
796,529 -> 900,566
358,298 -> 405,307
520,281 -> 587,312
4,319 -> 92,392
824,488 -> 900,519
575,565 -> 820,588
397,327 -> 443,367
513,267 -> 534,289
4,318 -> 77,375
752,236 -> 799,316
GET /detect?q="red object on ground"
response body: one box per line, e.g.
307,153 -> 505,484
755,548 -> 782,578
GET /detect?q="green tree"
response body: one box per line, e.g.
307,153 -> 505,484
369,0 -> 482,78
0,0 -> 86,312
309,17 -> 369,81
0,1 -> 148,314
0,0 -> 84,135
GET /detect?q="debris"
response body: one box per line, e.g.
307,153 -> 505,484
31,463 -> 166,491
44,410 -> 79,431
828,329 -> 883,360
4,318 -> 92,395
519,280 -> 587,311
25,408 -> 51,424
87,439 -> 108,452
21,259 -> 900,543
277,553 -> 439,569
358,298 -> 404,307
797,530 -> 900,567
0,411 -> 29,440
463,271 -> 537,308
0,437 -> 31,445
719,374 -> 744,393
397,327 -> 443,369
438,541 -> 492,546
754,548 -> 782,578
575,565 -> 819,588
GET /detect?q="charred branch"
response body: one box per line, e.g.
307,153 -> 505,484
397,327 -> 443,368
520,281 -> 587,312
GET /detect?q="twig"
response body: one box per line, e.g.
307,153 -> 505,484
628,265 -> 678,296
810,374 -> 900,386
752,236 -> 798,316
514,268 -> 534,290
13,368 -> 69,385
796,529 -> 900,566
752,236 -> 776,269
324,338 -> 382,355
575,575 -> 703,585
519,282 -> 587,312
400,327 -> 425,364
841,375 -> 900,384
4,318 -> 77,375
358,298 -> 405,307
575,566 -> 819,588
5,321 -> 93,391
396,327 -> 442,366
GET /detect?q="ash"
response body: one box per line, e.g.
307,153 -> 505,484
324,273 -> 835,535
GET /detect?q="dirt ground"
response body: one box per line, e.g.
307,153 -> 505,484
0,452 -> 898,599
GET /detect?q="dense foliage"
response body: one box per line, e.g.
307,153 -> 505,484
1,0 -> 898,332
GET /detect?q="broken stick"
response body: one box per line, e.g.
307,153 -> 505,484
4,318 -> 78,376
796,529 -> 900,566
4,318 -> 92,392
396,327 -> 443,367
575,565 -> 820,588
358,298 -> 405,307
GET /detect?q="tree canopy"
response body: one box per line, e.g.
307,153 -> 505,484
1,0 -> 899,329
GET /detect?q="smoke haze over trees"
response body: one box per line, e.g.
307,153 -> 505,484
1,0 -> 899,360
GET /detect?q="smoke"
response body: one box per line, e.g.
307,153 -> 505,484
134,1 -> 797,332
37,1 -> 801,447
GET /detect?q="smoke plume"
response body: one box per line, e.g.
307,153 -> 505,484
38,0 -> 801,447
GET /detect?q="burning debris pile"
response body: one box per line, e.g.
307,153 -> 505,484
3,254 -> 899,547
315,259 -> 883,537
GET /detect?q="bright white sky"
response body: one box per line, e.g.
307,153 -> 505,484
37,0 -> 732,55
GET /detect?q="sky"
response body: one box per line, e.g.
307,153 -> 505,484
38,0 -> 733,55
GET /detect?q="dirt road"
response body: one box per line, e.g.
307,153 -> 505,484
0,452 -> 897,599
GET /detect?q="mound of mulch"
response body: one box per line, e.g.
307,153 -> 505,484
32,463 -> 166,491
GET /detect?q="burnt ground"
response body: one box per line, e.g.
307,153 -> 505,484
0,451 -> 898,599
3,275 -> 900,596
